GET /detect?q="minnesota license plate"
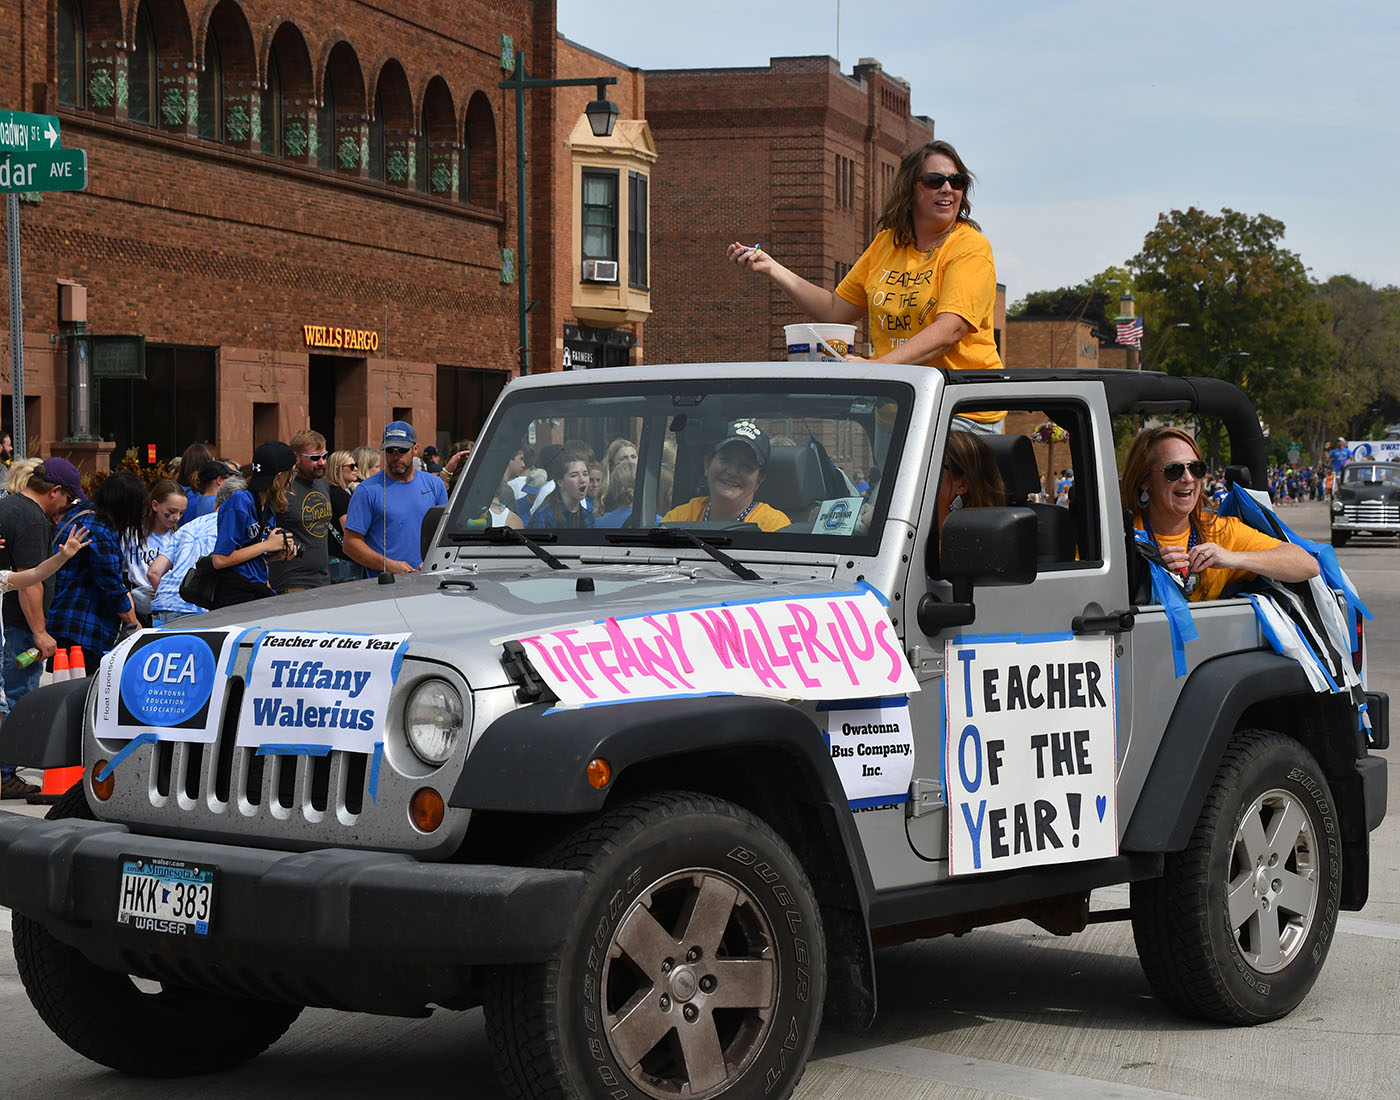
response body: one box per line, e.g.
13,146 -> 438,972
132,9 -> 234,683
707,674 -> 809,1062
117,856 -> 215,935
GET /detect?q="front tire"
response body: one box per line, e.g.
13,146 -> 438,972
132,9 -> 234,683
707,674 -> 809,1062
487,792 -> 826,1100
11,786 -> 303,1075
1130,731 -> 1340,1024
1331,529 -> 1348,548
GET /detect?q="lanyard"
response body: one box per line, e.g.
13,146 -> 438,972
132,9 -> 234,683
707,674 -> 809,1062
1142,515 -> 1200,597
703,499 -> 759,523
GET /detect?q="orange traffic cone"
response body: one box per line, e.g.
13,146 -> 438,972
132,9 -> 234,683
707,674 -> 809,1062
68,645 -> 87,678
27,649 -> 83,803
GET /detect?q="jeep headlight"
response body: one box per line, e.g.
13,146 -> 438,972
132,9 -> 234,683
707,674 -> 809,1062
404,679 -> 466,766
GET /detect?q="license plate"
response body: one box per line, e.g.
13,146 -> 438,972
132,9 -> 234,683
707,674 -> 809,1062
117,856 -> 215,935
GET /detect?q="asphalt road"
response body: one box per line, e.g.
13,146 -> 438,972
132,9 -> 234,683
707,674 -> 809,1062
2,501 -> 1396,1100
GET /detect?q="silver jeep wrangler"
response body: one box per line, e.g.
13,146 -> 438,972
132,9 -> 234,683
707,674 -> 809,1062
0,364 -> 1387,1100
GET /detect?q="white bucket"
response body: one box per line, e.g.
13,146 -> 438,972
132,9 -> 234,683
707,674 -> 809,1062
785,323 -> 856,362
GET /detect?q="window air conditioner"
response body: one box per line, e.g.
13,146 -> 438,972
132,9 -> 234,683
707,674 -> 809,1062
581,259 -> 619,283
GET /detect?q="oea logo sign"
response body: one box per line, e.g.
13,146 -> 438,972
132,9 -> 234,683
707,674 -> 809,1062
119,634 -> 217,727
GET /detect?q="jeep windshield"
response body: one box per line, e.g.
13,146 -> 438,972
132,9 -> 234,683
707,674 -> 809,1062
444,377 -> 913,556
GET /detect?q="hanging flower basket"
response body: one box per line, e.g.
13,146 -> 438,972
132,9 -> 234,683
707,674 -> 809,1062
1031,421 -> 1069,445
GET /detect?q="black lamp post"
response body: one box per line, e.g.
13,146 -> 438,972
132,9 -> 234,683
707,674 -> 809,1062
499,62 -> 618,376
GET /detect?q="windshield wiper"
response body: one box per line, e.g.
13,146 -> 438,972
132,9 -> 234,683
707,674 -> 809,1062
449,525 -> 569,570
604,528 -> 761,581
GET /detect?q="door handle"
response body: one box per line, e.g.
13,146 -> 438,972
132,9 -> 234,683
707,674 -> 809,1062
1072,608 -> 1135,634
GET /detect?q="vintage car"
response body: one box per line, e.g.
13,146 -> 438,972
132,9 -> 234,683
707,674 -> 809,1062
0,365 -> 1388,1100
1330,460 -> 1400,546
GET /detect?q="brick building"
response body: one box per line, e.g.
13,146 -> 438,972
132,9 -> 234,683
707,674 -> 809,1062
0,0 -> 651,471
643,55 -> 1004,365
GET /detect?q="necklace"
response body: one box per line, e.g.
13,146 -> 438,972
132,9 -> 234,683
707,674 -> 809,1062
703,499 -> 759,523
1142,515 -> 1200,596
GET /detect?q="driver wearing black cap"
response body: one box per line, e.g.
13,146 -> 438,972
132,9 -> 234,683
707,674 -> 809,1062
661,420 -> 791,533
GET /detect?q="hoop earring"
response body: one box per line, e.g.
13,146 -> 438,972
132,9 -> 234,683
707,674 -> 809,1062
1138,489 -> 1150,508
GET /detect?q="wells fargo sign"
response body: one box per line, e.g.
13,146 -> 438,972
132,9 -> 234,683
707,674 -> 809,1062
302,324 -> 380,352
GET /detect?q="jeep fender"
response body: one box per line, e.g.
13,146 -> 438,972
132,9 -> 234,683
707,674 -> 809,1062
1,677 -> 92,768
1122,649 -> 1322,852
452,694 -> 880,1028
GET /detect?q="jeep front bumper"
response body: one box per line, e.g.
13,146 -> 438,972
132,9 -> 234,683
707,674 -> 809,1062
0,812 -> 581,1013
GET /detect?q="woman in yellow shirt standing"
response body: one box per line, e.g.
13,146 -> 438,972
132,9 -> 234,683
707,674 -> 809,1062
727,139 -> 1004,431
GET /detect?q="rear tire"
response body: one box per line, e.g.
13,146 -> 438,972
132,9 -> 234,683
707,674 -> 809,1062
486,792 -> 825,1100
1130,731 -> 1340,1024
11,785 -> 303,1075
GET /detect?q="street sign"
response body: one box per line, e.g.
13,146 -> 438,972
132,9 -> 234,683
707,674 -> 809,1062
0,109 -> 61,154
0,148 -> 87,193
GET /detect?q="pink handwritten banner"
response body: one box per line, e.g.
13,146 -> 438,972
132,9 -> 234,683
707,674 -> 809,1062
501,591 -> 919,708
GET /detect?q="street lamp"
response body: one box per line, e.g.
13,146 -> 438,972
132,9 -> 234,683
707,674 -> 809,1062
1212,350 -> 1250,374
499,62 -> 619,375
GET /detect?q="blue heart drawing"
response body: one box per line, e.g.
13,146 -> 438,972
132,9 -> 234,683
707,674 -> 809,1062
1095,794 -> 1107,822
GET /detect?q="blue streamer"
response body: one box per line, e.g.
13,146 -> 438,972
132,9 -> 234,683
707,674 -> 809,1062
97,732 -> 159,781
368,741 -> 384,803
1135,530 -> 1197,677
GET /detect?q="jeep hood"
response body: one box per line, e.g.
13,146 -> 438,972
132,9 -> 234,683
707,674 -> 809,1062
193,566 -> 854,689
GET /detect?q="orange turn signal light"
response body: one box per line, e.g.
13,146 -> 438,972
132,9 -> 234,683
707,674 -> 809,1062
586,757 -> 612,790
91,761 -> 114,801
409,787 -> 445,833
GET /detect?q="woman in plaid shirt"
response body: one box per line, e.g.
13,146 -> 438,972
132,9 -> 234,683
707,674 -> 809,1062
49,474 -> 143,660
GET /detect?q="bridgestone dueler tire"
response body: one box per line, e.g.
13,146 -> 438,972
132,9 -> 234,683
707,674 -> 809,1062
1130,731 -> 1340,1024
11,786 -> 303,1076
486,792 -> 826,1100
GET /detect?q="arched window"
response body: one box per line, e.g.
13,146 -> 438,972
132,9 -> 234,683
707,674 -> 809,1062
415,119 -> 429,194
198,32 -> 223,140
317,80 -> 336,170
128,3 -> 157,125
368,88 -> 384,180
260,45 -> 282,156
463,92 -> 497,208
57,0 -> 86,107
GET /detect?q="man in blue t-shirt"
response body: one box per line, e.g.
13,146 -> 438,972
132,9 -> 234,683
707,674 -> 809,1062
344,421 -> 448,576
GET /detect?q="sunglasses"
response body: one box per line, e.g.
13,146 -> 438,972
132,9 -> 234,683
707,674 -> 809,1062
384,447 -> 411,456
1159,460 -> 1207,482
342,461 -> 358,469
918,171 -> 968,191
299,451 -> 329,461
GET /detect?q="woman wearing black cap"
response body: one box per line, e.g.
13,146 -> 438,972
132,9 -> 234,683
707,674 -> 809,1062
662,420 -> 791,532
210,441 -> 299,607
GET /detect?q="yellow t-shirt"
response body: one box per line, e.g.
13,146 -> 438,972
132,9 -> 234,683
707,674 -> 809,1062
837,224 -> 1003,423
661,497 -> 791,533
1136,514 -> 1282,601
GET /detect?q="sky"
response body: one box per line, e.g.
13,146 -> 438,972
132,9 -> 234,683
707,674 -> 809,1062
557,0 -> 1399,304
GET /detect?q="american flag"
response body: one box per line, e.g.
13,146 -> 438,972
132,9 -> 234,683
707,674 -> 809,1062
1116,317 -> 1144,348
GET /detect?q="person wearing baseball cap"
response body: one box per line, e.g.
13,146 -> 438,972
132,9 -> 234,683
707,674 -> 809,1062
210,441 -> 300,606
344,420 -> 448,576
33,457 -> 88,503
661,419 -> 791,532
180,459 -> 238,527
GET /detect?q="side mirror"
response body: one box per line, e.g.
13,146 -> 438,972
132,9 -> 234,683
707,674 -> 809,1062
918,508 -> 1037,634
420,505 -> 446,562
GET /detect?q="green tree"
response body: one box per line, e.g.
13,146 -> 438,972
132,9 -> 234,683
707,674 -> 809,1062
1295,277 -> 1400,453
1130,208 -> 1329,465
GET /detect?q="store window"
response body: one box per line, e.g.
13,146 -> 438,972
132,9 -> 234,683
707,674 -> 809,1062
98,347 -> 217,465
628,170 -> 649,289
582,169 -> 618,263
57,0 -> 85,107
437,366 -> 508,452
